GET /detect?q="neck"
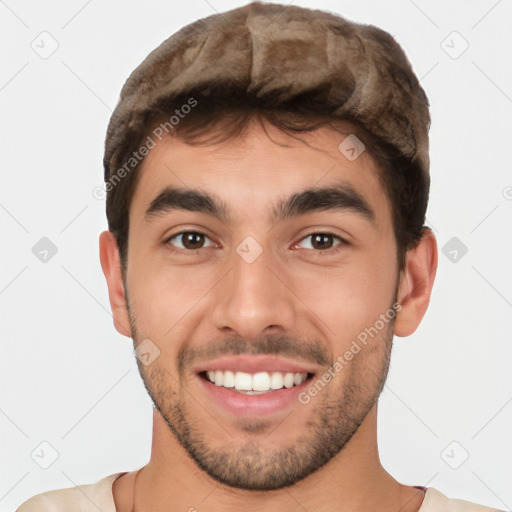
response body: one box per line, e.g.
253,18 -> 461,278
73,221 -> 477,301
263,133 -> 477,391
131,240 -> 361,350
121,405 -> 425,512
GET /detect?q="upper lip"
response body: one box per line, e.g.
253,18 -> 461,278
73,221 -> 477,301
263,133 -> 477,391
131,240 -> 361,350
193,355 -> 319,375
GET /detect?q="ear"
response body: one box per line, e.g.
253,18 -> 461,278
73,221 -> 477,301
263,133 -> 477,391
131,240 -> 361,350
394,228 -> 438,337
99,230 -> 132,338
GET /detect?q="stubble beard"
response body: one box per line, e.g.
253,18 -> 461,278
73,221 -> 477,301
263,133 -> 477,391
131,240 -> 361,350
129,316 -> 394,491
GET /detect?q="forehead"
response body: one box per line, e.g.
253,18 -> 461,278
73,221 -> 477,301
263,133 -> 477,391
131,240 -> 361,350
129,119 -> 392,229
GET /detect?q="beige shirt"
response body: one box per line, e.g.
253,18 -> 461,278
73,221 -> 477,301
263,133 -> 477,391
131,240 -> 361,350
16,472 -> 505,512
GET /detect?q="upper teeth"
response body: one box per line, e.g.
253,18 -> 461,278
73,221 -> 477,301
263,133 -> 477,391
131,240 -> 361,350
206,370 -> 307,392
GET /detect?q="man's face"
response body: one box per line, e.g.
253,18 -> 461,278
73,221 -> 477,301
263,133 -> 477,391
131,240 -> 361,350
124,119 -> 400,489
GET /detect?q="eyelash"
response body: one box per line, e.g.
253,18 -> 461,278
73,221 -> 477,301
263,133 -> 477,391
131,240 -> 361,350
164,231 -> 348,256
292,231 -> 348,256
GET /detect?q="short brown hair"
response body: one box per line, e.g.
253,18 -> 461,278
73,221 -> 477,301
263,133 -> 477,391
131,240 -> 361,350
103,1 -> 431,272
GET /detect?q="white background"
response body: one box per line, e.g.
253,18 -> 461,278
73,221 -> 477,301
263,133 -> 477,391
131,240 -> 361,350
1,0 -> 511,510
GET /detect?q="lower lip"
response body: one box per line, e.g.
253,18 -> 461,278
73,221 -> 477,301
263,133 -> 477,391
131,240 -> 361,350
196,374 -> 311,416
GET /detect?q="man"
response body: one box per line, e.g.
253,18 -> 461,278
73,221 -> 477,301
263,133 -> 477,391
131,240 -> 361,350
16,2 -> 504,511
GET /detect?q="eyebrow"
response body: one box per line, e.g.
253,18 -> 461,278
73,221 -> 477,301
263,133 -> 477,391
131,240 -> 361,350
272,184 -> 375,226
144,184 -> 375,226
145,187 -> 230,223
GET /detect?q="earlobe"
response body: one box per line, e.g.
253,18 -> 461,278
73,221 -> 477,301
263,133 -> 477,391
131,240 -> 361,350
394,228 -> 438,337
99,230 -> 132,338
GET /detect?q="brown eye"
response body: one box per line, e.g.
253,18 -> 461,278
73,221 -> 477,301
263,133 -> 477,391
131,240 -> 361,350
167,231 -> 214,251
182,232 -> 204,249
296,232 -> 345,252
311,234 -> 335,250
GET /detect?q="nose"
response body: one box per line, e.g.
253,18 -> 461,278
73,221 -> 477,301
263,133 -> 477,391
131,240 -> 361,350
211,242 -> 296,340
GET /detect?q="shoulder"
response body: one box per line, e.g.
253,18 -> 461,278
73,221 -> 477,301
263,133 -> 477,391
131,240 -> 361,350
16,472 -> 125,512
422,488 -> 506,512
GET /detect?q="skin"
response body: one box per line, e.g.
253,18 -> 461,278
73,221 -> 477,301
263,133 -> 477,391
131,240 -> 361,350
100,118 -> 437,512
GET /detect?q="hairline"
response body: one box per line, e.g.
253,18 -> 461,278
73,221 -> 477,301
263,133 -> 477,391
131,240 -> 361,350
117,113 -> 406,283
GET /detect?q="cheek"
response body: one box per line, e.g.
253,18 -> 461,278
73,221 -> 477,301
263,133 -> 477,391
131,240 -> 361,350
289,251 -> 397,341
127,260 -> 219,337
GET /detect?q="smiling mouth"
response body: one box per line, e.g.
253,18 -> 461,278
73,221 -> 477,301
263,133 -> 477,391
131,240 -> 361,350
200,370 -> 315,395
